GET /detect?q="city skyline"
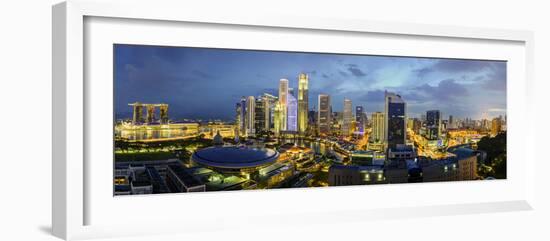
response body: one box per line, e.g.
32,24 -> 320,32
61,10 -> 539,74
115,44 -> 506,121
114,44 -> 507,196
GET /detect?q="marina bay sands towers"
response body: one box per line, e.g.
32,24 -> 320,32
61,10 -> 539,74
129,102 -> 169,125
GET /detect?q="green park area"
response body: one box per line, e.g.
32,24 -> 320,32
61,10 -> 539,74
114,135 -> 214,162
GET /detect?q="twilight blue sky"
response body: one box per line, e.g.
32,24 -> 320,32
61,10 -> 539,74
114,44 -> 506,121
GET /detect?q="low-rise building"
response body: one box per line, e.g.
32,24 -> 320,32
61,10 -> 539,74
387,144 -> 416,160
130,168 -> 153,195
166,164 -> 206,192
328,165 -> 362,186
358,166 -> 386,184
351,150 -> 386,166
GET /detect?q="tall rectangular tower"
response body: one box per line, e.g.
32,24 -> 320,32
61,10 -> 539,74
287,89 -> 298,132
342,98 -> 353,136
384,91 -> 406,148
278,79 -> 289,131
426,110 -> 441,140
355,106 -> 365,134
235,102 -> 243,136
130,102 -> 144,125
245,96 -> 256,137
262,93 -> 277,131
318,94 -> 331,135
298,73 -> 309,134
254,97 -> 266,133
159,104 -> 169,124
371,112 -> 385,143
239,97 -> 247,136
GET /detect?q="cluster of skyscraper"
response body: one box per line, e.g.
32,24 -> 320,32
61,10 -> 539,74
408,111 -> 506,141
234,73 -> 374,138
233,75 -> 409,151
235,73 -> 310,137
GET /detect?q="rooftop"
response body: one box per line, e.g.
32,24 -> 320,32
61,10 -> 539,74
192,146 -> 279,169
449,147 -> 476,160
168,164 -> 204,187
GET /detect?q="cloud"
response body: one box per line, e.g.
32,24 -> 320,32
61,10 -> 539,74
359,89 -> 385,102
401,91 -> 429,104
413,67 -> 433,79
482,63 -> 506,91
338,70 -> 349,77
346,64 -> 367,77
433,59 -> 494,72
415,78 -> 468,101
413,59 -> 498,79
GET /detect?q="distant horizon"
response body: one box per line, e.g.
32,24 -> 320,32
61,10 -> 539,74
114,44 -> 507,121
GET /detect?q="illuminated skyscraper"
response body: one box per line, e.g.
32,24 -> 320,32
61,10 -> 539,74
342,98 -> 353,136
129,103 -> 168,125
287,88 -> 298,132
235,102 -> 243,136
298,73 -> 309,134
426,110 -> 441,140
273,102 -> 283,136
245,96 -> 256,137
159,104 -> 169,124
355,106 -> 366,134
278,79 -> 289,131
318,94 -> 331,135
384,91 -> 406,148
130,102 -> 144,124
262,93 -> 277,131
235,97 -> 247,136
491,117 -> 502,137
145,105 -> 155,124
371,112 -> 385,143
254,97 -> 266,133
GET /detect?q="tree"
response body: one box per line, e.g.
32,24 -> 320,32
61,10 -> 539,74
476,132 -> 506,179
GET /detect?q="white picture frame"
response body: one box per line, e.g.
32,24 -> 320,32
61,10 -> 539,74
52,0 -> 535,240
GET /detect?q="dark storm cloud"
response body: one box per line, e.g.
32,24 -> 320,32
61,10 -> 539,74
432,59 -> 494,72
346,64 -> 367,77
338,70 -> 349,77
401,91 -> 430,104
359,89 -> 386,102
413,67 -> 433,79
414,59 -> 498,79
415,78 -> 468,101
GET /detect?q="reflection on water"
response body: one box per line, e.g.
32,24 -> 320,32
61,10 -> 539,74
116,128 -> 190,141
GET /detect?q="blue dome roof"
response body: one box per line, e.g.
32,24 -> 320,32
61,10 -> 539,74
192,146 -> 279,169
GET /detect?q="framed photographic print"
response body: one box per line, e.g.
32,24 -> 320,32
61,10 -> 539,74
53,0 -> 535,240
